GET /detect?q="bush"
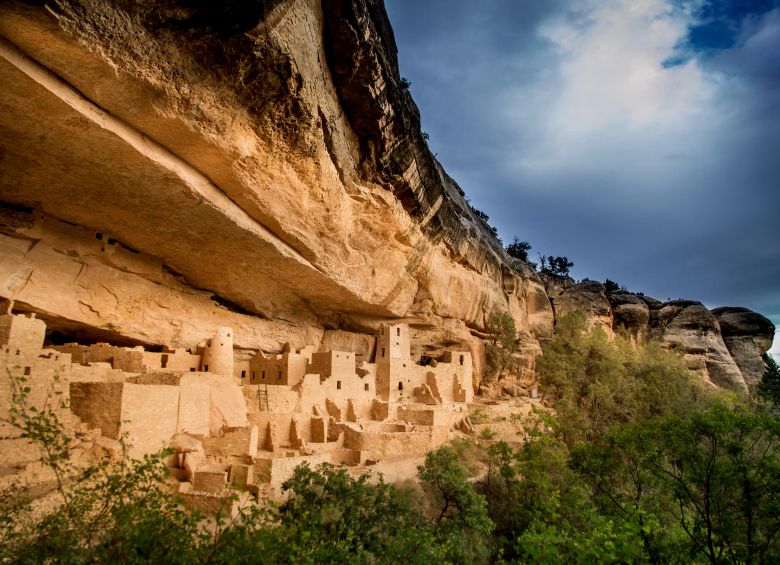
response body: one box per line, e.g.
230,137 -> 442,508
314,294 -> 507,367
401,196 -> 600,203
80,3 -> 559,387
537,312 -> 706,443
758,353 -> 780,408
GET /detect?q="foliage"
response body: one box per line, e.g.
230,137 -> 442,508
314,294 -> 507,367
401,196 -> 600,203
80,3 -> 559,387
1,370 -> 210,564
538,255 -> 574,277
418,446 -> 494,563
605,278 -> 620,293
472,208 -> 490,222
572,404 -> 780,563
272,463 -> 440,564
505,237 -> 532,262
537,312 -> 706,443
758,353 -> 780,408
465,311 -> 780,563
483,311 -> 518,384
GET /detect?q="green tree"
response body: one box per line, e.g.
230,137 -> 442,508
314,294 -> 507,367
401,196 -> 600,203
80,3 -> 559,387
419,446 -> 494,563
272,463 -> 439,564
537,312 -> 704,443
574,404 -> 780,564
505,237 -> 532,262
483,311 -> 518,385
605,279 -> 620,293
758,353 -> 780,407
547,256 -> 574,277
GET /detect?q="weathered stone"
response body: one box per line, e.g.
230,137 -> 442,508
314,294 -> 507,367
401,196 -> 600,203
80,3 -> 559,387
651,301 -> 747,392
608,293 -> 650,338
193,466 -> 228,494
712,307 -> 775,386
0,0 -> 553,381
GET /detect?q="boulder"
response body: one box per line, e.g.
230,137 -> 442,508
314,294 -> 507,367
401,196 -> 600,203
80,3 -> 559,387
712,307 -> 775,386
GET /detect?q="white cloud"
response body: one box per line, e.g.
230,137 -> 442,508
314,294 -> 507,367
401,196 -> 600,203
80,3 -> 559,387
508,0 -> 723,183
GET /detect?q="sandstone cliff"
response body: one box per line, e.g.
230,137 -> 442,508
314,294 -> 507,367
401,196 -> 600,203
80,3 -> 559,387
545,278 -> 775,392
0,0 -> 772,390
0,0 -> 553,384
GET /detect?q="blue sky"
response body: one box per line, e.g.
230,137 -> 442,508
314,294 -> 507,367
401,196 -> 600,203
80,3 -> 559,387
385,0 -> 780,356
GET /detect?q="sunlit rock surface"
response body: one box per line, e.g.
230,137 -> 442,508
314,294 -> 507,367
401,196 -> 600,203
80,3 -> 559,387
0,0 -> 771,393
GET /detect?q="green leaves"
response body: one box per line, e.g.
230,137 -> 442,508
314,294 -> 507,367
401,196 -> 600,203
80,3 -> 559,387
419,446 -> 494,563
276,463 -> 440,564
537,312 -> 705,444
484,310 -> 519,383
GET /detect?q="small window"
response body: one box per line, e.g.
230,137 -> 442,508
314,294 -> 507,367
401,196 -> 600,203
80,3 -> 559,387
459,355 -> 464,366
398,382 -> 403,391
337,381 -> 342,390
278,371 -> 282,380
100,246 -> 105,252
203,364 -> 208,371
189,368 -> 196,372
251,371 -> 255,378
95,232 -> 103,240
381,348 -> 385,357
397,327 -> 400,336
403,363 -> 406,368
161,354 -> 168,368
23,367 -> 31,376
364,383 -> 369,391
15,350 -> 20,355
241,370 -> 246,378
107,237 -> 116,245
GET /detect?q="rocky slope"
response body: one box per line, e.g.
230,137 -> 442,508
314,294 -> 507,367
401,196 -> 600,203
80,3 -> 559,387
0,0 -> 772,389
545,278 -> 775,392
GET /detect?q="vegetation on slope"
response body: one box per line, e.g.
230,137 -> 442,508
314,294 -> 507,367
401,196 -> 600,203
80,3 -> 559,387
3,316 -> 780,564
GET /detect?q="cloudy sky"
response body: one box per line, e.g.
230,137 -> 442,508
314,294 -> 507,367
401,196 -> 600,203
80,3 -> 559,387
385,0 -> 780,356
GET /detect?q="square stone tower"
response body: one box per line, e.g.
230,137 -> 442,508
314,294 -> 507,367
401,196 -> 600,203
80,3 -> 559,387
375,323 -> 411,400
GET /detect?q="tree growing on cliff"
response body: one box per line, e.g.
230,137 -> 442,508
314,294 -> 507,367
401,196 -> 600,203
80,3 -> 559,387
483,311 -> 518,384
537,254 -> 574,277
505,238 -> 532,262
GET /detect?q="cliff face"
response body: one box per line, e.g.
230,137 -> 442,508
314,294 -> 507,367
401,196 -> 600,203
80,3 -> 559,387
0,0 -> 551,384
0,0 -> 771,389
546,279 -> 775,392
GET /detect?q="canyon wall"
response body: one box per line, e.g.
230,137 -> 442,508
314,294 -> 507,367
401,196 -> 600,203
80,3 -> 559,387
0,0 -> 771,389
546,278 -> 775,392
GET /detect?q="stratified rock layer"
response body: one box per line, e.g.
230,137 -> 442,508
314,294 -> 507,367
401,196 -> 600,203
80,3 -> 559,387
545,278 -> 775,391
712,307 -> 775,387
0,0 -> 552,388
0,0 -> 772,392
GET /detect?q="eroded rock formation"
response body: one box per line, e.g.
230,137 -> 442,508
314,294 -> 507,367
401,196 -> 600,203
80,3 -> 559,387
0,0 -> 772,397
0,0 -> 552,388
545,277 -> 775,392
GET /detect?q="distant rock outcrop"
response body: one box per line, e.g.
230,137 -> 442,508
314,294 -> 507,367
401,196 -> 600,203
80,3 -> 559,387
546,278 -> 774,392
712,307 -> 775,387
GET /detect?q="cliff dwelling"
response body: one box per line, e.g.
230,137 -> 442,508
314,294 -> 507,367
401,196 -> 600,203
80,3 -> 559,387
1,307 -> 476,509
